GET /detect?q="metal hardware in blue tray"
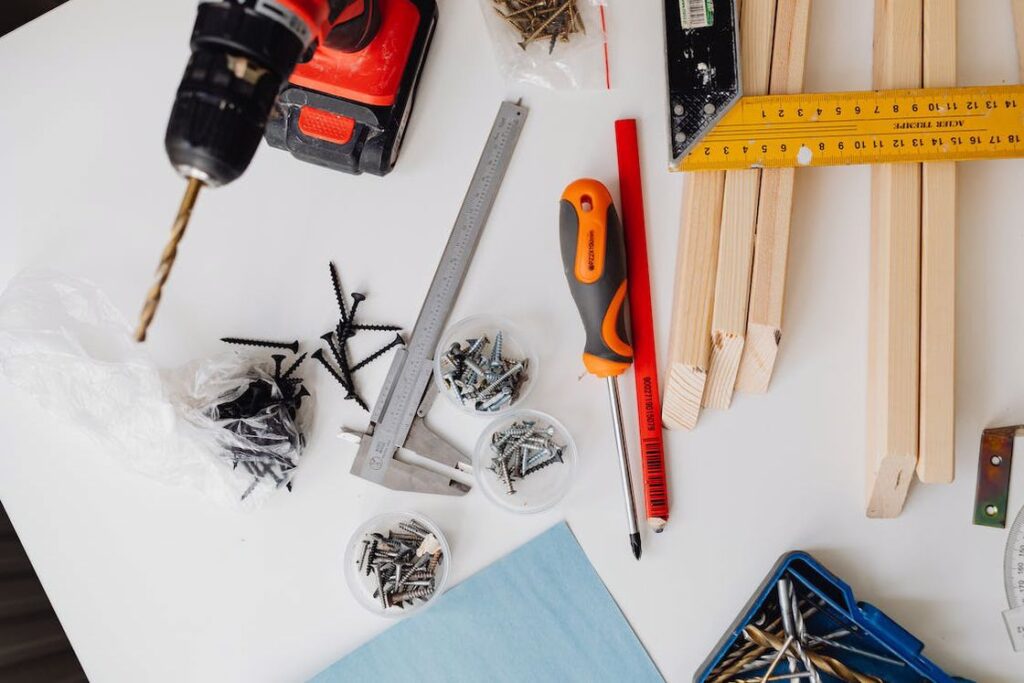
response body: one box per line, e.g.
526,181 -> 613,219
695,551 -> 973,682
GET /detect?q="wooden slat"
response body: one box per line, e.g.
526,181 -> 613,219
918,0 -> 957,484
735,0 -> 812,393
866,0 -> 923,518
704,0 -> 778,409
663,171 -> 725,430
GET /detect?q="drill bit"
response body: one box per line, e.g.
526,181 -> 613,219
135,177 -> 204,342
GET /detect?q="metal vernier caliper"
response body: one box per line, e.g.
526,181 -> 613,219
341,101 -> 528,495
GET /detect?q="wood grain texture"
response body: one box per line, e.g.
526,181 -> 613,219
735,0 -> 811,393
663,171 -> 725,430
918,0 -> 956,484
704,0 -> 777,409
866,0 -> 923,518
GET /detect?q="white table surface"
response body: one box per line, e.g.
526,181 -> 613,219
3,0 -> 1024,680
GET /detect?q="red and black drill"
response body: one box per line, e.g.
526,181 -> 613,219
136,0 -> 437,341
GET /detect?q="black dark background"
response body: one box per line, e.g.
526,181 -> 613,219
1,0 -> 69,38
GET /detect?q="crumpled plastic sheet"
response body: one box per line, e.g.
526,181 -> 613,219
0,270 -> 308,507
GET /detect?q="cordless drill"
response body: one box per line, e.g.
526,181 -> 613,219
136,0 -> 437,341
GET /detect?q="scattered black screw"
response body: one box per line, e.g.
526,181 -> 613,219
281,352 -> 308,380
221,337 -> 300,354
349,292 -> 366,321
312,264 -> 405,413
351,334 -> 405,373
329,262 -> 349,323
271,354 -> 285,379
321,332 -> 347,371
311,348 -> 350,389
348,392 -> 370,412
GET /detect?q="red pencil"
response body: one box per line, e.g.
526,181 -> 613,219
615,119 -> 670,532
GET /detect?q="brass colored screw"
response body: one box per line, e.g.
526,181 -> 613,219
492,0 -> 584,53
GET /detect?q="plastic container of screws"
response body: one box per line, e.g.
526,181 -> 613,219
344,512 -> 450,618
434,315 -> 538,416
473,409 -> 577,514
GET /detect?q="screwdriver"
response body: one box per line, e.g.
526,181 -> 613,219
559,179 -> 641,560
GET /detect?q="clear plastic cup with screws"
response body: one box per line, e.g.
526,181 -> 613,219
434,315 -> 537,416
473,409 -> 577,513
343,512 -> 450,618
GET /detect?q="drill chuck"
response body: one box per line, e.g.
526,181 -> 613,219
165,1 -> 312,187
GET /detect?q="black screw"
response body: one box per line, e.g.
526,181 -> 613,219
348,392 -> 370,413
349,292 -> 367,322
321,332 -> 347,371
271,354 -> 285,379
311,348 -> 351,390
332,323 -> 358,390
280,352 -> 308,380
329,262 -> 350,323
318,331 -> 369,411
351,334 -> 404,373
350,323 -> 402,332
221,337 -> 300,354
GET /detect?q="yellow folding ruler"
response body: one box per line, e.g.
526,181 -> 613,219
675,84 -> 1024,171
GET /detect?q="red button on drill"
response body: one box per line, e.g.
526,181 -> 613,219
297,107 -> 356,144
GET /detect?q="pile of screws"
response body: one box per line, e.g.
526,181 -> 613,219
439,331 -> 529,413
212,340 -> 310,500
487,419 -> 565,495
355,519 -> 444,611
492,0 -> 586,53
313,262 -> 405,412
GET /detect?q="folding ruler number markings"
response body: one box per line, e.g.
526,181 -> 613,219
677,84 -> 1024,171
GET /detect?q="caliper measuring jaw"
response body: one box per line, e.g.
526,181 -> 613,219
343,348 -> 472,496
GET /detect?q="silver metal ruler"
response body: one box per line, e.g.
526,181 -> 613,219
349,100 -> 528,495
1005,505 -> 1024,652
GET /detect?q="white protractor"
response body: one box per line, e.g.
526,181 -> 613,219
1004,505 -> 1024,652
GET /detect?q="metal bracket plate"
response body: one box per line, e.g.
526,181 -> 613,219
973,425 -> 1021,528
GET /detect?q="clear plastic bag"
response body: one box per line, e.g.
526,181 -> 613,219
0,271 -> 310,507
479,0 -> 611,90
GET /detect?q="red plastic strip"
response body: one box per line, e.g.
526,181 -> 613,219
615,119 -> 670,530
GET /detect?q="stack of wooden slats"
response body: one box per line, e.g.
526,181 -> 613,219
663,0 -> 962,519
866,0 -> 957,518
663,0 -> 811,429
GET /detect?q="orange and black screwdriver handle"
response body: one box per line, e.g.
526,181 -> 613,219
559,179 -> 634,378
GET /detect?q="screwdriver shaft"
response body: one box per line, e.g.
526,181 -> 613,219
607,376 -> 642,560
135,177 -> 203,342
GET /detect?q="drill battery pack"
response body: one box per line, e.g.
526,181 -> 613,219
265,0 -> 437,176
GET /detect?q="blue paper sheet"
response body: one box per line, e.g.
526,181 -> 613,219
312,523 -> 663,683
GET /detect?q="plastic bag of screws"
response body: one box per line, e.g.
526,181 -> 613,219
0,271 -> 309,508
473,410 -> 577,513
434,316 -> 537,415
478,0 -> 611,90
190,344 -> 312,502
344,513 -> 451,618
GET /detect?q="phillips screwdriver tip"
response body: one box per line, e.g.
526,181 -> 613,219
630,533 -> 642,561
134,177 -> 204,342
